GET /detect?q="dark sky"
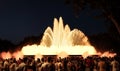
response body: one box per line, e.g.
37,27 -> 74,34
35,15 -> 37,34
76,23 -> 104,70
0,0 -> 107,43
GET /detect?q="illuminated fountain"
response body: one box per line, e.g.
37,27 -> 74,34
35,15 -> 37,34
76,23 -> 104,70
22,17 -> 97,58
0,17 -> 116,59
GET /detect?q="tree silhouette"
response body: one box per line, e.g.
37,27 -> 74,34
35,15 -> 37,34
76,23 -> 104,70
65,0 -> 120,35
0,39 -> 15,52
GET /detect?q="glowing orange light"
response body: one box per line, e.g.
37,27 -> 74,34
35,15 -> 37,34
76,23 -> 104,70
1,52 -> 12,59
12,51 -> 24,60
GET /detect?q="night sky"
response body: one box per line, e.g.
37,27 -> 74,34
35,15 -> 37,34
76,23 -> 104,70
0,0 -> 107,43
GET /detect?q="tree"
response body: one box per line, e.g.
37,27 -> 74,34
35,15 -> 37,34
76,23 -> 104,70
0,39 -> 15,52
65,0 -> 120,35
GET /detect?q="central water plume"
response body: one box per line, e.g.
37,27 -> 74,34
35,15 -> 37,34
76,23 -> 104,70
22,17 -> 97,58
41,17 -> 90,47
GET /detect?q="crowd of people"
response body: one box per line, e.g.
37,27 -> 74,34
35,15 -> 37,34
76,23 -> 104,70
0,55 -> 119,71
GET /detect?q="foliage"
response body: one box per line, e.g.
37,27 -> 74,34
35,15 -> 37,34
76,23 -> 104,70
88,33 -> 120,54
65,0 -> 120,34
0,39 -> 15,52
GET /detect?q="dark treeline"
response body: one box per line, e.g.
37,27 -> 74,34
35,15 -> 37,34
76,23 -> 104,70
88,33 -> 120,55
0,34 -> 43,53
16,34 -> 43,51
0,39 -> 15,52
